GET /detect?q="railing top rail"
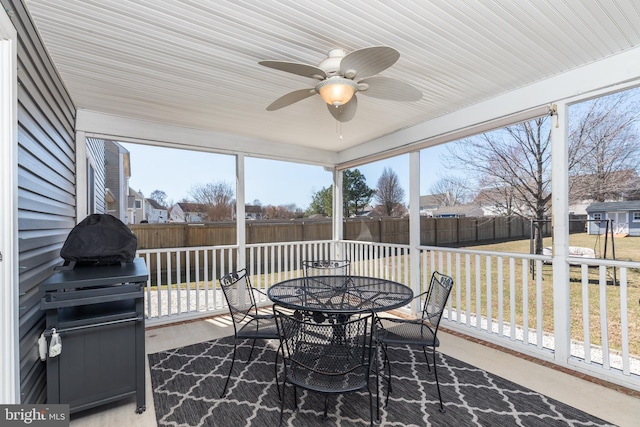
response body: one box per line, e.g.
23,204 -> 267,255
137,244 -> 239,254
341,240 -> 411,250
246,240 -> 334,249
418,244 -> 550,261
567,256 -> 640,269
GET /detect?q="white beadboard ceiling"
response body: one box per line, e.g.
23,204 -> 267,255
21,0 -> 640,156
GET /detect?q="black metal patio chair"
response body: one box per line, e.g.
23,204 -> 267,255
302,259 -> 351,277
375,271 -> 454,412
219,269 -> 280,398
273,305 -> 377,426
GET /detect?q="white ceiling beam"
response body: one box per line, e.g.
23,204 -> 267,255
76,110 -> 338,167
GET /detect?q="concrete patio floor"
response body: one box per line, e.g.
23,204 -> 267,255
67,314 -> 640,427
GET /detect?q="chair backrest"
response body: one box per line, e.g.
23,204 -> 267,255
421,271 -> 454,331
219,269 -> 258,325
273,306 -> 374,381
302,259 -> 351,277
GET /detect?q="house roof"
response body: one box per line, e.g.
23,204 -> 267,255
245,205 -> 262,214
22,0 -> 640,166
419,194 -> 449,208
433,204 -> 484,217
586,201 -> 640,212
146,198 -> 166,210
176,202 -> 208,213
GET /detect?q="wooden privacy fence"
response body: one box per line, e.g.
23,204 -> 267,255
130,216 -> 565,250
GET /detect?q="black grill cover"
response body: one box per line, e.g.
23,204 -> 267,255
60,214 -> 138,268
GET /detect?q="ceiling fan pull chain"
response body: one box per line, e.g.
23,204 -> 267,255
336,120 -> 343,140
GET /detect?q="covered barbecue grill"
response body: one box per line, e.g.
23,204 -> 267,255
40,257 -> 148,414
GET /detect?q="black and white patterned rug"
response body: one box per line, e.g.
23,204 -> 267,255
148,336 -> 615,426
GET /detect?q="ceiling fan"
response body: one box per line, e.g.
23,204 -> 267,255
259,46 -> 422,122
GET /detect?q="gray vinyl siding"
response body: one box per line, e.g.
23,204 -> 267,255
2,0 -> 77,404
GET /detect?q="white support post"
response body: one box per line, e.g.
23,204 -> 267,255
75,131 -> 87,223
0,7 -> 19,403
332,168 -> 344,258
409,151 -> 421,314
236,154 -> 246,270
550,102 -> 571,363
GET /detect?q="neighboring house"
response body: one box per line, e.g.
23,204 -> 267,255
245,204 -> 262,220
169,202 -> 208,222
474,186 -> 538,217
127,188 -> 146,224
432,204 -> 484,218
105,141 -> 131,222
419,193 -> 452,217
585,201 -> 640,236
146,198 -> 168,223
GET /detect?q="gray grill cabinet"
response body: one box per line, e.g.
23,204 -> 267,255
40,258 -> 148,414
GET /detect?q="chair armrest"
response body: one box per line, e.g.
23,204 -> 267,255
412,290 -> 429,301
252,287 -> 269,297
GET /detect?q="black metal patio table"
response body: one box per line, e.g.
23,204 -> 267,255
267,275 -> 414,315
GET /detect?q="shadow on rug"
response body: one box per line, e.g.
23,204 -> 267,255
148,336 -> 616,427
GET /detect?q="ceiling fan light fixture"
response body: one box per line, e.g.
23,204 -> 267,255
316,77 -> 358,106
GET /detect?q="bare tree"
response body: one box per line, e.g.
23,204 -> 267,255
374,167 -> 405,216
569,91 -> 640,202
149,189 -> 169,208
189,181 -> 235,221
446,117 -> 552,254
262,204 -> 303,219
429,176 -> 472,205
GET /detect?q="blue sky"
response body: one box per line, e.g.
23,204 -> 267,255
122,142 -> 450,210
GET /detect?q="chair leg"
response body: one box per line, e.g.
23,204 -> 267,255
247,338 -> 257,362
432,347 -> 445,413
374,345 -> 380,421
278,381 -> 287,427
323,395 -> 329,419
368,386 -> 374,427
274,341 -> 282,401
423,346 -> 432,372
377,343 -> 394,407
221,341 -> 238,398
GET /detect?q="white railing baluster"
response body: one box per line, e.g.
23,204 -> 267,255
620,267 -> 630,375
194,249 -> 200,312
497,256 -> 503,337
486,255 -> 492,335
510,257 -> 516,341
466,254 -> 471,328
475,254 -> 481,330
581,264 -> 590,364
166,252 -> 172,317
536,259 -> 543,349
455,252 -> 461,324
213,248 -> 219,309
204,249 -> 209,311
522,258 -> 529,346
599,265 -> 610,370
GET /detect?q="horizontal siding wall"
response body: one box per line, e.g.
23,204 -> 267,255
2,0 -> 76,404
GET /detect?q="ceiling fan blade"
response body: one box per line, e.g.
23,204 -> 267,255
340,46 -> 400,79
327,95 -> 358,122
259,60 -> 327,80
358,76 -> 422,102
266,89 -> 316,111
